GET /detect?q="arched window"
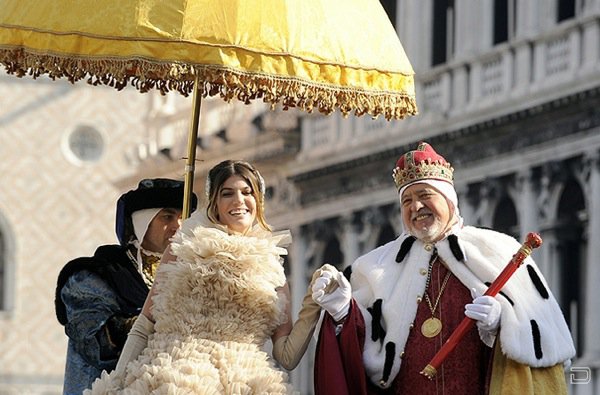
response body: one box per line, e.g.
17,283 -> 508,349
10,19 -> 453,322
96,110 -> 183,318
493,0 -> 516,45
323,236 -> 344,269
376,223 -> 397,247
556,178 -> 586,356
492,195 -> 519,239
494,0 -> 509,44
557,0 -> 576,22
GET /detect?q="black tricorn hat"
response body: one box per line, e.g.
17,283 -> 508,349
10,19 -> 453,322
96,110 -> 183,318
115,178 -> 198,245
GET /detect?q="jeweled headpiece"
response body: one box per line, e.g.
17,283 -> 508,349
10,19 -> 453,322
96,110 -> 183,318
392,142 -> 454,189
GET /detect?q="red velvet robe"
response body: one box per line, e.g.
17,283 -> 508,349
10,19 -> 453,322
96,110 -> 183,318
315,259 -> 494,395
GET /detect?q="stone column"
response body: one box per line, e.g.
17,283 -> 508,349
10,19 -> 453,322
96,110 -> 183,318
402,0 -> 432,72
535,164 -> 560,295
287,225 -> 311,394
515,169 -> 543,265
456,183 -> 476,227
289,226 -> 308,315
539,231 -> 560,303
471,181 -> 495,228
451,65 -> 469,113
583,0 -> 600,14
512,41 -> 532,96
339,213 -> 360,268
518,0 -> 540,38
454,0 -> 481,57
580,17 -> 600,73
582,151 -> 600,364
360,207 -> 385,253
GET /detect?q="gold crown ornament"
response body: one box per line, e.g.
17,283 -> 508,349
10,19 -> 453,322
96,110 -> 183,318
392,142 -> 454,189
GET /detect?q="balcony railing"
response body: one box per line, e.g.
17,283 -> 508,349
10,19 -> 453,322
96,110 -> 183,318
300,15 -> 600,158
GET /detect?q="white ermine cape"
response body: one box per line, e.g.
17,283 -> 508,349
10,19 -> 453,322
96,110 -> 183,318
350,226 -> 575,389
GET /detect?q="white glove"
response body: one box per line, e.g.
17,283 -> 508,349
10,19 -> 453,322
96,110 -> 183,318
465,289 -> 501,347
311,265 -> 351,322
465,288 -> 501,332
114,313 -> 154,376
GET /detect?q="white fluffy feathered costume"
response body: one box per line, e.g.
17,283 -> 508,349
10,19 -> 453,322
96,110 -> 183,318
86,212 -> 294,394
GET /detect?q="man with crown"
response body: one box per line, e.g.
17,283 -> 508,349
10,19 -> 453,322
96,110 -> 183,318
311,142 -> 575,394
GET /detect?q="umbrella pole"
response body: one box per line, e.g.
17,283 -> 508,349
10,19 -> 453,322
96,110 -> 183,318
182,74 -> 202,220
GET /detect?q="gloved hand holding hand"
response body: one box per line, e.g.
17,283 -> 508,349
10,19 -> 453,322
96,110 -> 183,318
464,288 -> 501,332
311,264 -> 351,322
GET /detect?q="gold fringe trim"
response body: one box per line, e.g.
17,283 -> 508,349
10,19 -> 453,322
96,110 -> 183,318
0,48 -> 418,120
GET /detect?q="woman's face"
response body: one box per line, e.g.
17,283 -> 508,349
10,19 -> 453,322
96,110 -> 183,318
216,174 -> 257,234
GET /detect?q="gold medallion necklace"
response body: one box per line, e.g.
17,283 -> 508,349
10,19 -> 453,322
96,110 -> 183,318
421,257 -> 452,338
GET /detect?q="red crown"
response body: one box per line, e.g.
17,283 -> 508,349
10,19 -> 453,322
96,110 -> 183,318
392,142 -> 454,189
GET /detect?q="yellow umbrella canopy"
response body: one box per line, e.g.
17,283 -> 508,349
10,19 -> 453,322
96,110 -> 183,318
0,0 -> 417,216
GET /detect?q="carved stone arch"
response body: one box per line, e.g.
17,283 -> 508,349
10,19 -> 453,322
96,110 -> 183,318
323,235 -> 344,270
554,176 -> 586,356
376,223 -> 396,247
469,178 -> 503,228
263,172 -> 299,216
572,151 -> 599,211
360,206 -> 388,253
305,218 -> 345,271
492,194 -> 519,239
375,204 -> 399,247
536,161 -> 569,226
490,174 -> 519,238
302,221 -> 328,272
388,201 -> 404,236
456,183 -> 476,226
336,212 -> 362,268
556,178 -> 587,231
317,217 -> 344,270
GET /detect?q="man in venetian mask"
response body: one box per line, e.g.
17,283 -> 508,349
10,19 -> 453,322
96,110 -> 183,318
312,142 -> 575,394
55,178 -> 197,395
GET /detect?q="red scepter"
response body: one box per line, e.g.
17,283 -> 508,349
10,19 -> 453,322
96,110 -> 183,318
420,232 -> 543,379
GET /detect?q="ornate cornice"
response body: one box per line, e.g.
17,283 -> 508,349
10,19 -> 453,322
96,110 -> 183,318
292,85 -> 600,207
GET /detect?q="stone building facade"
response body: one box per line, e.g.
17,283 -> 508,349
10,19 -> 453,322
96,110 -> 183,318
0,75 -> 164,393
0,0 -> 599,394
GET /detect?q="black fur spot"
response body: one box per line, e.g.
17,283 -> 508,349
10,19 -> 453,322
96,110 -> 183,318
382,342 -> 396,384
484,282 -> 514,306
447,234 -> 465,261
430,248 -> 438,264
526,265 -> 549,299
530,320 -> 543,359
367,299 -> 386,343
396,236 -> 416,262
343,265 -> 352,282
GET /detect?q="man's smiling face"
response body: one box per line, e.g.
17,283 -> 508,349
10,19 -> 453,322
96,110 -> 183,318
400,183 -> 452,243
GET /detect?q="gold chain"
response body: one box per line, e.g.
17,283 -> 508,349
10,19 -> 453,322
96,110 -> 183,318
424,259 -> 452,316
